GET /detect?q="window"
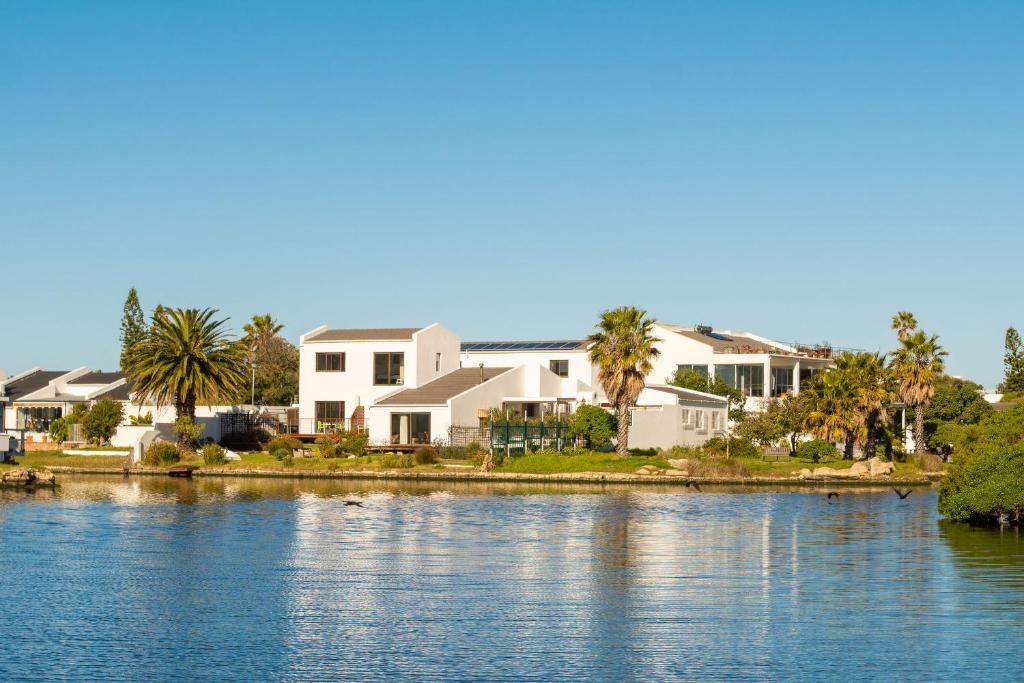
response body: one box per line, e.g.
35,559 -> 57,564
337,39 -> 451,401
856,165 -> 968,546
677,364 -> 709,377
390,412 -> 431,444
374,352 -> 405,385
435,352 -> 442,372
16,406 -> 62,432
316,352 -> 345,372
549,360 -> 569,378
315,401 -> 345,432
680,408 -> 690,426
771,367 -> 793,397
711,411 -> 720,430
800,367 -> 821,386
715,364 -> 764,397
695,410 -> 705,430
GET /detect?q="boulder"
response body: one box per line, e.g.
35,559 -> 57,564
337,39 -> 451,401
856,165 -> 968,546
32,469 -> 56,485
634,466 -> 662,475
668,458 -> 693,470
849,461 -> 870,477
664,469 -> 689,477
867,457 -> 895,477
812,466 -> 860,479
1,468 -> 55,486
798,468 -> 813,479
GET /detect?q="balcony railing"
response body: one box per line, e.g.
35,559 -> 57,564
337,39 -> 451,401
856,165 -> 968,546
293,418 -> 367,435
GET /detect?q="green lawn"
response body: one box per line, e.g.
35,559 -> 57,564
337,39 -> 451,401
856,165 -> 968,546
497,451 -> 671,474
13,451 -> 130,469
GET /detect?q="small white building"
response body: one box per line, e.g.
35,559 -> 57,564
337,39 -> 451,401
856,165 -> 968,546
627,385 -> 730,450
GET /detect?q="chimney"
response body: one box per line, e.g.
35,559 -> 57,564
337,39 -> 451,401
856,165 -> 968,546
479,363 -> 485,384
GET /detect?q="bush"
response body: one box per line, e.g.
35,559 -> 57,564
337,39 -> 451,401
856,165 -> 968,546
796,439 -> 840,463
48,417 -> 69,445
688,457 -> 750,478
143,441 -> 180,466
314,436 -> 339,458
380,453 -> 414,468
910,452 -> 944,472
82,399 -> 125,445
267,436 -> 301,454
338,430 -> 369,456
939,447 -> 1024,524
202,442 -> 226,466
129,411 -> 153,426
660,444 -> 701,459
630,447 -> 658,457
271,447 -> 291,461
568,404 -> 616,448
414,446 -> 439,465
173,416 -> 205,450
702,436 -> 758,459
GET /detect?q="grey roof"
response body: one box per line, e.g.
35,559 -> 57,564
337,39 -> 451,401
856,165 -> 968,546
306,327 -> 423,342
376,367 -> 512,406
69,371 -> 125,385
461,340 -> 588,352
673,329 -> 786,354
90,382 -> 132,401
1,370 -> 67,401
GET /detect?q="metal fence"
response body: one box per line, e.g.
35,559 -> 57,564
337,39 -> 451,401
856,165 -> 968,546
489,422 -> 572,457
220,413 -> 285,444
448,425 -> 489,448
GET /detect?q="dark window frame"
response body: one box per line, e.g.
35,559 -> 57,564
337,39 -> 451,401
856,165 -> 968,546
315,352 -> 345,372
374,352 -> 405,386
549,359 -> 569,378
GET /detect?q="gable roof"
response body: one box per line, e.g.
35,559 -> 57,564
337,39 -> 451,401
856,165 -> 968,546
1,370 -> 68,401
661,324 -> 788,354
376,367 -> 513,406
90,381 -> 132,401
305,327 -> 423,342
69,371 -> 125,385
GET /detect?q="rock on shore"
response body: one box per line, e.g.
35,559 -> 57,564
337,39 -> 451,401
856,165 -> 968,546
0,468 -> 56,487
798,457 -> 895,480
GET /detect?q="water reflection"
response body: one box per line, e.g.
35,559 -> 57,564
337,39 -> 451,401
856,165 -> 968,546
1,477 -> 1023,681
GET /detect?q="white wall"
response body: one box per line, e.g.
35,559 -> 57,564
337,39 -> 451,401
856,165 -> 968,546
365,404 -> 452,445
298,325 -> 460,426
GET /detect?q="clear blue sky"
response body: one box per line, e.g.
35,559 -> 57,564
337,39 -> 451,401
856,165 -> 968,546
2,1 -> 1021,386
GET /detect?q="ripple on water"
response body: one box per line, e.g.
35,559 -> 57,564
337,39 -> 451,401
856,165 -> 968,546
1,476 -> 1023,682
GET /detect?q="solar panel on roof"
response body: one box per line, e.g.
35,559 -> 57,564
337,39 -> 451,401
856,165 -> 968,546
705,332 -> 732,341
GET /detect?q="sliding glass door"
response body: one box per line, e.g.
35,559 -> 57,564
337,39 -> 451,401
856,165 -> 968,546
390,413 -> 431,444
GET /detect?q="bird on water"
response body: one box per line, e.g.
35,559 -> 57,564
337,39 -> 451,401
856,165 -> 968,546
343,500 -> 364,507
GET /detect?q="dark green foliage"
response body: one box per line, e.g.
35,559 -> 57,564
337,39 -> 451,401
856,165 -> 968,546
271,447 -> 292,462
667,368 -> 745,410
734,408 -> 787,447
931,402 -> 1024,460
795,439 -> 840,463
702,436 -> 758,459
338,430 -> 369,456
48,418 -> 69,445
202,442 -> 226,465
925,376 -> 992,426
173,416 -> 205,451
1004,328 -> 1024,393
380,453 -> 415,468
939,447 -> 1024,524
414,446 -> 439,464
567,404 -> 616,448
266,436 -> 301,454
82,399 -> 125,444
119,288 -> 147,372
143,442 -> 180,466
629,448 -> 658,457
314,436 -> 338,458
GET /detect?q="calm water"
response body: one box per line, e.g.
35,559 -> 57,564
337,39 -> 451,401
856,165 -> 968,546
1,476 -> 1023,682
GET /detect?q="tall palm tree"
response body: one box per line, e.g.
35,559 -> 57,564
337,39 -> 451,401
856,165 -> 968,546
891,311 -> 918,342
587,307 -> 661,457
800,370 -> 859,457
891,330 -> 947,454
124,308 -> 248,446
243,314 -> 284,347
834,351 -> 893,458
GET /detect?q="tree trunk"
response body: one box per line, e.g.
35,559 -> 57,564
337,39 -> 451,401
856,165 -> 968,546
615,401 -> 630,457
843,434 -> 856,460
914,404 -> 926,455
864,413 -> 878,460
175,392 -> 198,449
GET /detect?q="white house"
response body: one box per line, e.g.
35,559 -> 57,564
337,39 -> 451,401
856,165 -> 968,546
297,324 -> 460,435
646,324 -> 834,412
628,385 -> 730,450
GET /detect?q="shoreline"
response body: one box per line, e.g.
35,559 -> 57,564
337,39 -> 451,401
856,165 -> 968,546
44,465 -> 939,488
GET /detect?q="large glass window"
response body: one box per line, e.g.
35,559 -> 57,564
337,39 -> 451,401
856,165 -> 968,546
771,367 -> 794,397
549,360 -> 569,378
315,401 -> 345,432
677,364 -> 709,377
374,352 -> 405,385
390,412 -> 431,444
715,364 -> 764,397
316,352 -> 345,372
800,367 -> 821,386
16,406 -> 63,432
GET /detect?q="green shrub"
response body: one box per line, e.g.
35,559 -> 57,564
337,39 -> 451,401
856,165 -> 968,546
380,453 -> 414,468
202,442 -> 226,466
338,430 -> 369,456
129,411 -> 153,426
314,436 -> 339,458
567,404 -> 616,448
82,399 -> 125,445
689,457 -> 750,478
271,447 -> 292,461
796,439 -> 840,463
414,446 -> 439,465
267,436 -> 301,454
660,444 -> 701,459
939,447 -> 1024,524
173,416 -> 205,450
143,441 -> 180,466
702,436 -> 758,459
630,447 -> 658,457
48,417 -> 69,445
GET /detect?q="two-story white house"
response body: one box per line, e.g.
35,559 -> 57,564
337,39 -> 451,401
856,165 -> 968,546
297,324 -> 461,435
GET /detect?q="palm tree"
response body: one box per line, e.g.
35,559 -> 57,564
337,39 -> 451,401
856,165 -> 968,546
587,307 -> 661,457
891,330 -> 947,454
834,351 -> 892,458
800,370 -> 859,457
243,314 -> 284,347
891,311 -> 918,342
124,308 -> 248,446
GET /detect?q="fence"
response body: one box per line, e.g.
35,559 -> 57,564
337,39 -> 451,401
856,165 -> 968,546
220,413 -> 285,444
489,422 -> 572,457
448,425 -> 489,448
